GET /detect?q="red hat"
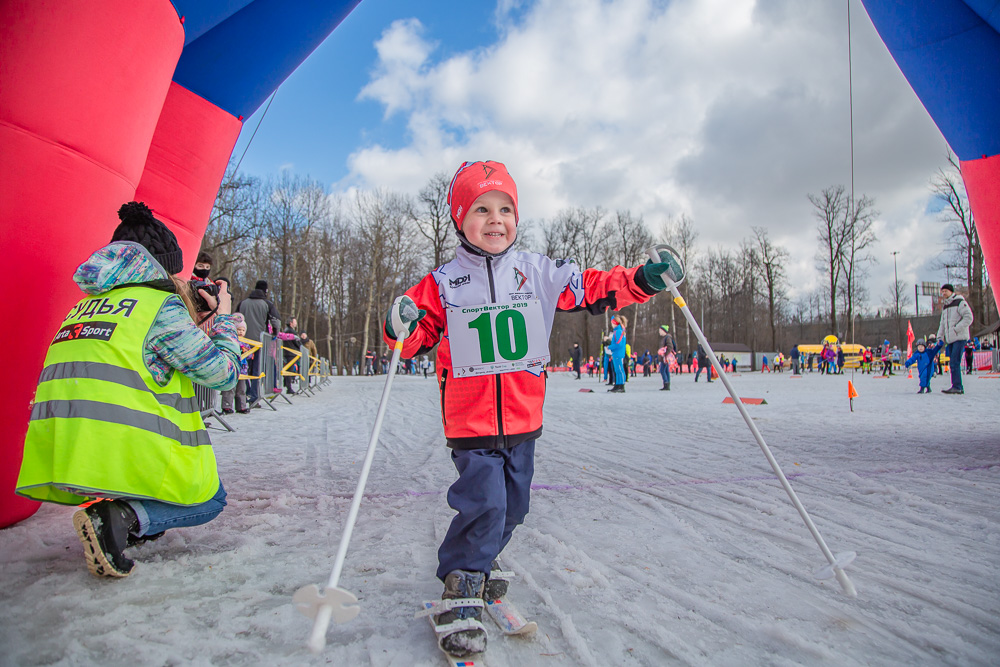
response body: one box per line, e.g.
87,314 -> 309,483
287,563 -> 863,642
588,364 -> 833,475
447,160 -> 519,231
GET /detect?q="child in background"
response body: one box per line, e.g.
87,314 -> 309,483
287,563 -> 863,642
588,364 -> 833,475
383,160 -> 677,658
221,313 -> 252,413
905,338 -> 944,393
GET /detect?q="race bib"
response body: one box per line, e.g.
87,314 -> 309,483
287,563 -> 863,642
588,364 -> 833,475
447,299 -> 550,377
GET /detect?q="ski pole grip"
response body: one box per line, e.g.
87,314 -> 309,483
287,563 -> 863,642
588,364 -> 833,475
389,295 -> 412,343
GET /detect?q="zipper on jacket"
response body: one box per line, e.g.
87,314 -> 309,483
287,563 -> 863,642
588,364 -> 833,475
439,368 -> 448,425
486,256 -> 504,441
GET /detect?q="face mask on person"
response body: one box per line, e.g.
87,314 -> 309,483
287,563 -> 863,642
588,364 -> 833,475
193,267 -> 211,279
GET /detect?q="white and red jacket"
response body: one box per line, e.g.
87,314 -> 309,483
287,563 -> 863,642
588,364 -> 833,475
386,246 -> 658,449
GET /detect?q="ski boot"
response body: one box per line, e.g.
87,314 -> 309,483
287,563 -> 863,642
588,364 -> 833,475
72,499 -> 139,578
432,570 -> 488,657
484,559 -> 511,599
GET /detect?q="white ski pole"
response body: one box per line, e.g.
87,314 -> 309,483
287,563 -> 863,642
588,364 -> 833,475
645,244 -> 857,598
293,296 -> 418,652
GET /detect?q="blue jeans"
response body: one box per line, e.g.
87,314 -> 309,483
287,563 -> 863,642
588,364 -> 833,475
127,482 -> 227,537
947,340 -> 966,390
437,441 -> 535,580
659,361 -> 670,384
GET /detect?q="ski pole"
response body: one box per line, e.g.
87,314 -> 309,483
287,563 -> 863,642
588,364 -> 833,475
645,245 -> 857,598
293,296 -> 418,652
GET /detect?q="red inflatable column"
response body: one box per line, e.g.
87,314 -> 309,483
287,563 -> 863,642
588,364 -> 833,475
0,1 -> 183,528
134,83 -> 243,276
961,154 -> 1000,308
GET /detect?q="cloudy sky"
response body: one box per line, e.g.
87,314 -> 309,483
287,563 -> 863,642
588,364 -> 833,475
231,0 -> 957,313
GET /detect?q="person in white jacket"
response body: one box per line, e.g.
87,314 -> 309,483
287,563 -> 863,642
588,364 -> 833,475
936,283 -> 974,394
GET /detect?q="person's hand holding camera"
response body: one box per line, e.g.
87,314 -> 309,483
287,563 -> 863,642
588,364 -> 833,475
200,280 -> 231,315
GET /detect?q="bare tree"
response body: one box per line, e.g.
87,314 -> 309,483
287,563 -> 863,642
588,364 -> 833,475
841,194 -> 878,338
811,185 -> 850,337
752,226 -> 789,351
661,215 -> 698,349
353,189 -> 418,365
932,152 -> 988,324
414,171 -> 453,267
606,210 -> 654,340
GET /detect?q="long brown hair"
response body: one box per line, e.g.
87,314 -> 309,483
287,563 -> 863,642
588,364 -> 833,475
169,275 -> 198,321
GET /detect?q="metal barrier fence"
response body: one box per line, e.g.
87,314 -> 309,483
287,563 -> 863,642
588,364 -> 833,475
194,380 -> 234,432
195,332 -> 335,431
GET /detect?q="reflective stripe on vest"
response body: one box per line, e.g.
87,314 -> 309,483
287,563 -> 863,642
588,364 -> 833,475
17,285 -> 218,506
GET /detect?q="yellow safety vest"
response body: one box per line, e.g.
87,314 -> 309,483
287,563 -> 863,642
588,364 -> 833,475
17,286 -> 219,506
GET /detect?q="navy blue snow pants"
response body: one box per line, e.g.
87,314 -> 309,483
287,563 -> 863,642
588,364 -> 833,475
437,440 -> 535,581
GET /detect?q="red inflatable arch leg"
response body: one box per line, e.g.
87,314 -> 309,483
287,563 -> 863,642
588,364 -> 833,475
0,1 -> 183,528
134,82 -> 243,276
961,154 -> 1000,308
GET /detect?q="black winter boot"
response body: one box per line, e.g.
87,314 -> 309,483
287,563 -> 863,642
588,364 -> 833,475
660,382 -> 670,391
483,559 -> 509,599
73,499 -> 138,578
434,570 -> 488,657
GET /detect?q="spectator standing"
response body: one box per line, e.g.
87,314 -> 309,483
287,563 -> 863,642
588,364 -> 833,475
657,324 -> 676,391
421,354 -> 431,378
570,343 -> 582,379
937,284 -> 975,394
790,344 -> 801,375
608,314 -> 628,392
836,346 -> 845,374
695,344 -> 712,382
190,250 -> 213,282
221,313 -> 251,414
237,280 -> 280,405
964,339 -> 976,374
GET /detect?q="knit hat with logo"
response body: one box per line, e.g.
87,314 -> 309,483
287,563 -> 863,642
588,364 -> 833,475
111,201 -> 183,275
447,160 -> 519,231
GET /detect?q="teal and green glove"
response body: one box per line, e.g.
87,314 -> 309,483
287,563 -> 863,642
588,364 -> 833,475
642,255 -> 685,291
385,295 -> 426,340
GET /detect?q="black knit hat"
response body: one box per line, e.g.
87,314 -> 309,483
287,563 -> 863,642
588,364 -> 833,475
255,280 -> 268,291
111,201 -> 183,275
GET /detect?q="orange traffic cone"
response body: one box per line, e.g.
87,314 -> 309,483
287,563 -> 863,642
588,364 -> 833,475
907,365 -> 912,379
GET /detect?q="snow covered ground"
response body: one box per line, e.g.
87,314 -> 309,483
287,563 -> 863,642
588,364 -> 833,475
2,367 -> 999,666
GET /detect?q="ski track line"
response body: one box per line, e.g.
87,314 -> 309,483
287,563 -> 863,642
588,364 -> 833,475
509,530 -> 602,667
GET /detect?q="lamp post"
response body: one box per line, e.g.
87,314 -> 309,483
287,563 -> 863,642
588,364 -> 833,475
892,251 -> 901,346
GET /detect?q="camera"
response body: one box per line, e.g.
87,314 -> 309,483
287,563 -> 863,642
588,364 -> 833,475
189,280 -> 220,312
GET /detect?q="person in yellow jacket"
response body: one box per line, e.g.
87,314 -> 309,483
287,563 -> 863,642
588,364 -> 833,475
16,202 -> 240,578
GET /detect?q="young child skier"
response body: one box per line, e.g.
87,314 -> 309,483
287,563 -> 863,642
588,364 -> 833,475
905,338 -> 944,393
383,160 -> 677,658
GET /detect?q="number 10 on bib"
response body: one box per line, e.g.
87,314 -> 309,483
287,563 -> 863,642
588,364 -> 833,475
447,300 -> 550,378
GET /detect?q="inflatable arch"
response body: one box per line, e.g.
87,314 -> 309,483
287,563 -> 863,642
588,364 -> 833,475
1,1 -> 998,528
0,0 -> 361,528
860,1 -> 1000,303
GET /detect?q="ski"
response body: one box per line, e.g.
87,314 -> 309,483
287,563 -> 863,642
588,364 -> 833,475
419,600 -> 489,667
483,567 -> 538,636
485,596 -> 537,636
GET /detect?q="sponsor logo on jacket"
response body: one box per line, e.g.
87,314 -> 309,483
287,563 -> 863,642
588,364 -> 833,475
53,321 -> 118,343
449,274 -> 471,288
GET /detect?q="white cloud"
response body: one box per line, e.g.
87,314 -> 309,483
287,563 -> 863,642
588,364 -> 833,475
344,0 -> 955,307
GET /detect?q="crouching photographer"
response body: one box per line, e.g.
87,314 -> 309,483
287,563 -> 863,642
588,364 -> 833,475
16,201 -> 241,578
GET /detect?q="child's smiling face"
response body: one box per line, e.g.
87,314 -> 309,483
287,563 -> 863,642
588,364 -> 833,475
462,190 -> 517,254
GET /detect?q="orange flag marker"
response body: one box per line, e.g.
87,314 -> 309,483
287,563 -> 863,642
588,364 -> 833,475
848,380 -> 858,412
